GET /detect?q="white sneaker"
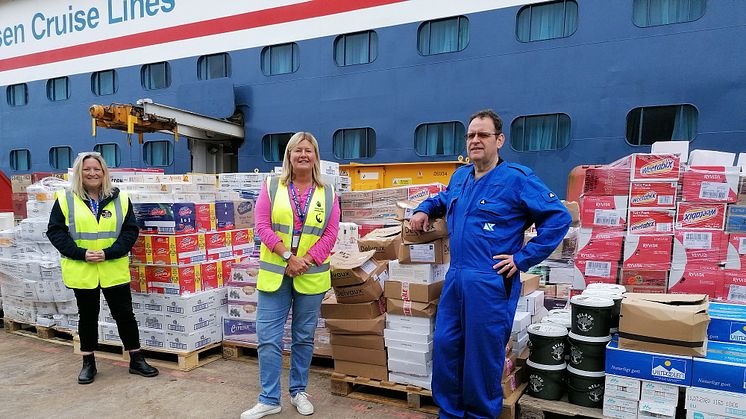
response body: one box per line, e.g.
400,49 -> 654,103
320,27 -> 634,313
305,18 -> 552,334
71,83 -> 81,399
290,392 -> 314,416
240,402 -> 281,419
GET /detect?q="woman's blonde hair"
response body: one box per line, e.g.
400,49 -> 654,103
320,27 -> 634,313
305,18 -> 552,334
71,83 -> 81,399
279,132 -> 323,187
71,152 -> 115,200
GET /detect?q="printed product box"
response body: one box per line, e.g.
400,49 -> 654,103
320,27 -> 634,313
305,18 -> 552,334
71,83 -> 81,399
130,265 -> 147,293
631,153 -> 681,181
627,209 -> 675,235
576,228 -> 624,261
194,202 -> 216,232
685,386 -> 746,418
682,166 -> 740,203
204,231 -> 233,260
579,195 -> 628,229
163,290 -> 217,315
668,266 -> 723,298
686,410 -> 732,419
707,302 -> 746,344
99,322 -> 122,343
629,182 -> 677,209
583,165 -> 631,196
130,236 -> 148,264
640,380 -> 680,405
330,333 -> 385,350
321,295 -> 386,319
139,328 -> 167,349
333,276 -> 385,304
357,226 -> 402,260
605,375 -> 641,400
623,235 -> 673,270
330,250 -> 378,287
132,202 -> 197,235
676,203 -> 728,230
144,264 -> 201,295
325,315 -> 385,335
233,199 -> 255,229
166,325 -> 220,352
229,261 -> 259,284
395,201 -> 420,221
572,259 -> 619,289
407,183 -> 445,202
222,319 -> 257,344
620,269 -> 668,287
397,238 -> 450,264
332,222 -> 360,253
199,261 -> 223,290
228,284 -> 258,304
672,230 -> 728,269
227,302 -> 258,321
384,280 -> 443,303
137,312 -> 165,330
726,205 -> 746,233
722,270 -> 746,302
724,233 -> 746,271
606,340 -> 693,386
214,201 -> 236,231
401,218 -> 448,244
231,229 -> 254,256
133,293 -> 166,312
603,395 -> 639,419
387,298 -> 438,319
512,311 -> 531,333
387,260 -> 448,284
692,341 -> 746,394
638,399 -> 676,419
147,233 -> 207,265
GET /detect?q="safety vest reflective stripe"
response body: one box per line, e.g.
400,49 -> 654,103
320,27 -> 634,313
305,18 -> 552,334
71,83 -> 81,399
271,223 -> 291,234
65,190 -> 123,240
268,177 -> 333,235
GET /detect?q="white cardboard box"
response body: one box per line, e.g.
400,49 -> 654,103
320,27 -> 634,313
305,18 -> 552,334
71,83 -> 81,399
604,396 -> 639,419
388,358 -> 432,377
138,327 -> 167,349
387,261 -> 448,284
163,290 -> 217,315
385,338 -> 432,352
389,371 -> 432,390
605,375 -> 642,401
387,347 -> 432,364
166,325 -> 220,352
685,386 -> 746,418
687,410 -> 731,419
512,311 -> 531,332
164,310 -> 217,334
518,290 -> 545,315
386,313 -> 435,330
383,328 -> 432,344
638,399 -> 676,419
641,380 -> 679,406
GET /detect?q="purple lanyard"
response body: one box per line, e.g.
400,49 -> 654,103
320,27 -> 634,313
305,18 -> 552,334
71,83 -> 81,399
289,182 -> 315,223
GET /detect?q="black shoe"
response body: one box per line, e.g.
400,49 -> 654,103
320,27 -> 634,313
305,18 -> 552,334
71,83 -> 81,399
78,354 -> 97,384
129,351 -> 159,377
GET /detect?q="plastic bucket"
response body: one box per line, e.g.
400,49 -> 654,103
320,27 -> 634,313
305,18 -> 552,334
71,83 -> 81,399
542,309 -> 572,331
566,365 -> 605,408
568,332 -> 611,371
570,295 -> 614,337
582,289 -> 623,333
528,323 -> 568,365
526,360 -> 566,401
585,283 -> 626,294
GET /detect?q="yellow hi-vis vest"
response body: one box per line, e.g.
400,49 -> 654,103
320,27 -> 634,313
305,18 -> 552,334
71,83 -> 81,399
56,189 -> 131,289
258,177 -> 334,294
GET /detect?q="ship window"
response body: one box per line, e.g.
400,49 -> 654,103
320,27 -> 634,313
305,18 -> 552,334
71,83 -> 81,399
94,143 -> 122,168
49,146 -> 73,170
334,31 -> 378,66
626,105 -> 698,145
47,77 -> 70,101
6,84 -> 27,106
262,133 -> 294,162
92,70 -> 118,96
141,62 -> 171,90
261,43 -> 300,75
198,53 -> 230,80
511,113 -> 571,151
143,141 -> 173,166
633,0 -> 706,27
10,149 -> 31,171
415,122 -> 466,156
333,128 -> 376,160
418,16 -> 469,55
516,0 -> 578,42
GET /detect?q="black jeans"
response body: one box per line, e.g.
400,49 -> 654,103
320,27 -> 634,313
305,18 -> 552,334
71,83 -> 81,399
74,283 -> 140,352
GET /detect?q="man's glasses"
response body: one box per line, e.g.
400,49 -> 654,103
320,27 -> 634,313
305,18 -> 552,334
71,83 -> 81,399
464,131 -> 500,140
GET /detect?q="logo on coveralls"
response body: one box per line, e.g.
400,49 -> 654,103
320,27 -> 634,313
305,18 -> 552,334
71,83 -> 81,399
483,223 -> 495,231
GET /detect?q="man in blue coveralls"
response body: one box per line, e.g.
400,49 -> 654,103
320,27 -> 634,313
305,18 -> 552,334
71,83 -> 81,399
410,109 -> 571,418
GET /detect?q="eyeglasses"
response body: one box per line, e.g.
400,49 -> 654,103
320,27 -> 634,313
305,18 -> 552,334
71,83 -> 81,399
464,131 -> 500,140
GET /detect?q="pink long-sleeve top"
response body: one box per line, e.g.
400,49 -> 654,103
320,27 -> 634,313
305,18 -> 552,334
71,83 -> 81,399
255,179 -> 340,266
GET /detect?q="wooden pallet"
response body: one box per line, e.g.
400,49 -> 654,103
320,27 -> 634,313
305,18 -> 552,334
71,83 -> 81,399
3,319 -> 76,346
518,393 -> 605,419
330,372 -> 438,415
222,341 -> 334,372
72,335 -> 223,372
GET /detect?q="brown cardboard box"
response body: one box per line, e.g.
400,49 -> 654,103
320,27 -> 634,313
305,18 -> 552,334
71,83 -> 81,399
386,298 -> 438,318
398,238 -> 450,264
320,295 -> 386,319
539,284 -> 557,297
12,192 -> 27,219
358,226 -> 402,261
520,273 -> 540,296
330,250 -> 378,287
333,277 -> 384,304
325,315 -> 385,335
395,201 -> 420,221
401,218 -> 448,244
232,199 -> 255,229
334,360 -> 388,380
384,280 -> 443,303
332,345 -> 387,365
313,328 -> 332,357
11,174 -> 32,193
618,293 -> 710,357
563,200 -> 580,226
330,333 -> 385,350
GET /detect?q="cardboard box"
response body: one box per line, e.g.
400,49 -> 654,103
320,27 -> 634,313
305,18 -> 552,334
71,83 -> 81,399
194,202 -> 216,232
520,273 -> 541,296
325,315 -> 385,335
627,209 -> 675,235
580,195 -> 628,229
707,302 -> 746,343
233,199 -> 255,229
572,259 -> 619,289
640,380 -> 679,405
163,290 -> 217,315
682,166 -> 739,203
606,340 -> 693,386
676,202 -> 728,230
603,395 -> 639,419
387,260 -> 448,284
686,410 -> 732,419
166,325 -> 220,352
330,250 -> 379,287
583,165 -> 631,196
164,310 -> 217,334
384,280 -> 443,303
726,205 -> 746,233
672,230 -> 728,269
231,229 -> 254,256
333,276 -> 385,304
214,201 -> 236,230
638,399 -> 676,419
388,371 -> 432,390
398,238 -> 450,264
401,218 -> 448,244
623,235 -> 673,270
722,270 -> 746,302
357,226 -> 402,261
143,264 -> 202,295
132,202 -> 197,235
576,228 -> 624,261
147,233 -> 207,265
387,298 -> 438,318
329,333 -> 385,350
517,290 -> 544,315
629,182 -> 677,209
692,341 -> 746,394
226,302 -> 257,321
386,314 -> 435,333
320,295 -> 385,319
724,233 -> 746,271
204,231 -> 233,260
668,266 -> 723,298
619,293 -> 710,356
395,201 -> 420,221
332,345 -> 387,365
387,347 -> 432,365
631,153 -> 681,181
383,328 -> 432,344
227,284 -> 258,304
685,386 -> 746,418
388,358 -> 431,377
511,311 -> 531,333
385,338 -> 433,353
620,269 -> 668,287
605,375 -> 641,400
334,360 -> 388,380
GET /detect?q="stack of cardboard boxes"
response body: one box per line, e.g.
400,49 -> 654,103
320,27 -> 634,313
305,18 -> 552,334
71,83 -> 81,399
339,184 -> 444,226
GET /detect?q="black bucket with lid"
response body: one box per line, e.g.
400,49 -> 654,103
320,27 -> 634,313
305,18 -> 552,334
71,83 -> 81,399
566,365 -> 605,408
582,289 -> 623,333
542,309 -> 572,330
585,283 -> 626,294
568,331 -> 611,371
526,360 -> 566,401
527,323 -> 568,365
570,295 -> 614,337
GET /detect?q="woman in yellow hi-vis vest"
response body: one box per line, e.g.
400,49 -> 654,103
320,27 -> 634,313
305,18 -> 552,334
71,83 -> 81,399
241,133 -> 340,419
47,152 -> 158,384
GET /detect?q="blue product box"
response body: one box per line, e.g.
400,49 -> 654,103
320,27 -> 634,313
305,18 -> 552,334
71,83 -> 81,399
709,302 -> 746,344
692,341 -> 746,394
132,202 -> 197,234
215,201 -> 236,230
606,340 -> 693,386
223,318 -> 257,343
727,205 -> 746,233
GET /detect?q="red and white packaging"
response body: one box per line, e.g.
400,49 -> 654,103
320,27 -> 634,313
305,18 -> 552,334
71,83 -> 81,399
144,264 -> 201,295
407,183 -> 445,202
681,166 -> 739,203
628,182 -> 677,208
576,228 -> 624,261
204,231 -> 233,260
580,196 -> 628,229
668,265 -> 723,298
623,235 -> 673,270
148,233 -> 207,265
195,202 -> 217,232
231,228 -> 255,257
200,261 -> 221,290
627,209 -> 675,235
572,260 -> 619,290
620,269 -> 668,286
624,284 -> 667,293
631,153 -> 681,181
130,265 -> 147,293
130,236 -> 148,264
676,202 -> 727,230
724,233 -> 746,271
722,270 -> 746,302
583,164 -> 631,196
672,229 -> 728,269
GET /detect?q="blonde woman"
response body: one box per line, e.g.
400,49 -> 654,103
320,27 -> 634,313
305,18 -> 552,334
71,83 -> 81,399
47,151 -> 158,384
242,132 -> 340,419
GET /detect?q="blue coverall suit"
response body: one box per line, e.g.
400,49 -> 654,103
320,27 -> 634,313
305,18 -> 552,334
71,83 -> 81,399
415,160 -> 571,418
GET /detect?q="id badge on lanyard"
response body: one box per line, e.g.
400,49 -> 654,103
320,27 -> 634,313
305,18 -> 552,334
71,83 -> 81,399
289,182 -> 314,252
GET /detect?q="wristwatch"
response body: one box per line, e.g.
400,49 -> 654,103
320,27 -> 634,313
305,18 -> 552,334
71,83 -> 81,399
282,250 -> 293,261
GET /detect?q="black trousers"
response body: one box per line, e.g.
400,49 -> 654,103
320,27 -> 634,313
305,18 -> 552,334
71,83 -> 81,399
73,283 -> 141,352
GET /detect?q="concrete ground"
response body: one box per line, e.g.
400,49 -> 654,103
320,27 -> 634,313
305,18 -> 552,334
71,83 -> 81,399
0,332 -> 437,419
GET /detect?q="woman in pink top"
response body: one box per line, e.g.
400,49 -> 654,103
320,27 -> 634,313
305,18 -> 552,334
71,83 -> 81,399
242,132 -> 339,419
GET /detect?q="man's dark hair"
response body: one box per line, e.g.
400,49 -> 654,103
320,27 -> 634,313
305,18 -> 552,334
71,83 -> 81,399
469,109 -> 503,134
